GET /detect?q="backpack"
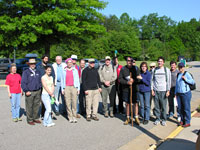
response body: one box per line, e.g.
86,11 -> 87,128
101,64 -> 115,72
177,71 -> 196,91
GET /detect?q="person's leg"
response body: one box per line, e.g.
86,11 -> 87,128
101,86 -> 109,115
42,94 -> 52,126
118,83 -> 124,113
15,93 -> 21,119
144,92 -> 151,121
33,90 -> 42,121
65,87 -> 73,121
182,91 -> 192,125
168,88 -> 175,117
176,93 -> 183,121
79,84 -> 86,115
109,85 -> 116,116
10,94 -> 16,119
138,92 -> 145,120
153,91 -> 161,121
160,91 -> 167,121
86,90 -> 92,119
71,87 -> 78,118
54,82 -> 60,113
92,89 -> 100,118
25,94 -> 34,123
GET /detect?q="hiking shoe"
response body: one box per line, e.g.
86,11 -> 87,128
110,111 -> 114,118
161,120 -> 167,126
69,119 -> 73,123
104,112 -> 109,118
177,116 -> 181,122
17,118 -> 22,121
92,116 -> 99,121
135,117 -> 140,125
86,117 -> 91,122
182,123 -> 191,128
13,118 -> 18,122
124,118 -> 130,125
143,120 -> 149,125
154,119 -> 160,125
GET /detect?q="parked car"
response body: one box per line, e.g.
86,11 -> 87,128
8,54 -> 41,74
0,58 -> 13,72
99,59 -> 105,67
84,58 -> 99,69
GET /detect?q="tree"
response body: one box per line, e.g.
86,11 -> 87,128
0,0 -> 107,58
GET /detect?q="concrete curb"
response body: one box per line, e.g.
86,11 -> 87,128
147,110 -> 198,150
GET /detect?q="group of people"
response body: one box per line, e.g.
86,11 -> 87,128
5,55 -> 195,128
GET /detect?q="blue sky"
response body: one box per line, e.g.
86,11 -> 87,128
100,0 -> 200,22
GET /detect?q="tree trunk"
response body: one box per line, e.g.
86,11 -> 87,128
45,43 -> 50,59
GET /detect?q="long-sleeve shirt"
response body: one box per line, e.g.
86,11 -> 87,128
37,63 -> 55,82
52,62 -> 67,85
151,67 -> 171,92
175,71 -> 195,94
98,64 -> 117,85
21,68 -> 42,92
138,70 -> 151,92
82,66 -> 101,91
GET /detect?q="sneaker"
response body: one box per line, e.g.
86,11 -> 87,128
55,112 -> 60,116
76,114 -> 81,119
45,123 -> 55,127
161,120 -> 167,126
50,122 -> 55,126
154,119 -> 160,125
92,116 -> 99,121
135,117 -> 140,125
73,117 -> 77,123
86,117 -> 91,122
143,120 -> 149,125
124,118 -> 130,125
104,112 -> 109,118
182,123 -> 191,128
110,111 -> 114,118
177,117 -> 181,122
13,118 -> 18,122
167,113 -> 174,118
17,118 -> 22,121
69,119 -> 73,123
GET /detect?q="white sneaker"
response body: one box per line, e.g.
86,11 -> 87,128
154,119 -> 160,125
161,120 -> 167,126
73,117 -> 77,123
69,119 -> 73,123
50,122 -> 55,126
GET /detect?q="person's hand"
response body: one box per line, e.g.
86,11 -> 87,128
104,81 -> 110,86
182,76 -> 186,81
21,92 -> 24,96
137,75 -> 142,80
127,81 -> 133,85
77,90 -> 80,95
166,91 -> 170,97
152,90 -> 155,96
62,91 -> 65,95
85,91 -> 89,95
99,88 -> 102,93
26,91 -> 31,96
130,78 -> 134,83
8,93 -> 12,98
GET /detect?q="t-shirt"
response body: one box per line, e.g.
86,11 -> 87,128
171,69 -> 179,88
5,73 -> 22,93
66,69 -> 74,86
42,75 -> 54,94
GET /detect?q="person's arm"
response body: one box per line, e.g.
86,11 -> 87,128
41,76 -> 53,96
97,70 -> 102,89
184,72 -> 195,85
51,65 -> 56,84
119,68 -> 129,85
167,69 -> 171,91
98,66 -> 105,83
82,69 -> 88,91
141,73 -> 151,86
5,76 -> 11,98
110,66 -> 117,83
151,68 -> 155,96
21,71 -> 28,92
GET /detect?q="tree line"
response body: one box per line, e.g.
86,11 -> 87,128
0,0 -> 199,61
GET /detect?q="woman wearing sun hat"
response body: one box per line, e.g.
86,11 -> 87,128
61,58 -> 80,123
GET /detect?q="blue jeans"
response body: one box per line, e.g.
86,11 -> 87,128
138,91 -> 151,121
42,94 -> 52,126
10,93 -> 21,119
177,91 -> 192,124
54,82 -> 66,113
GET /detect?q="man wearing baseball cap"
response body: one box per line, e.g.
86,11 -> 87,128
82,58 -> 102,121
21,58 -> 42,125
99,56 -> 117,118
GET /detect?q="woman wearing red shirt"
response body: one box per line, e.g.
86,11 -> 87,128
5,64 -> 23,122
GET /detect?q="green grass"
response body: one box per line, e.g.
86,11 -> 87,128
119,61 -> 171,68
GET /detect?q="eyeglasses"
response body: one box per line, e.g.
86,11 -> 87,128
150,66 -> 155,68
127,60 -> 133,62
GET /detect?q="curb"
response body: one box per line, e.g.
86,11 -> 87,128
147,110 -> 198,150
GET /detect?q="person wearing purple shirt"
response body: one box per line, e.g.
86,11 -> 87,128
137,62 -> 151,125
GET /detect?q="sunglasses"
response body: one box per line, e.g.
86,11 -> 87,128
127,60 -> 133,62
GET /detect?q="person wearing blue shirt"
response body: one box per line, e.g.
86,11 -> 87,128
137,62 -> 152,125
21,58 -> 42,125
175,62 -> 195,128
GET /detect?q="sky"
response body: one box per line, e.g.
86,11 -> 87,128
100,0 -> 200,22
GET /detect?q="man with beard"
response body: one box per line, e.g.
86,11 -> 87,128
37,55 -> 55,118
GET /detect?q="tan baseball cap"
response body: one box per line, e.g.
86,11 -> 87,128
28,58 -> 36,64
150,62 -> 156,67
105,56 -> 111,60
88,58 -> 95,63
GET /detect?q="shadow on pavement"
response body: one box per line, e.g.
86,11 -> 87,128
157,138 -> 195,150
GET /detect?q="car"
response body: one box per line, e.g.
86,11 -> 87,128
8,54 -> 41,74
84,58 -> 99,69
99,59 -> 105,67
0,58 -> 14,72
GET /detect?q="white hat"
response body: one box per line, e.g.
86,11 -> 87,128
71,55 -> 78,60
150,62 -> 156,67
28,58 -> 36,64
105,56 -> 111,60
